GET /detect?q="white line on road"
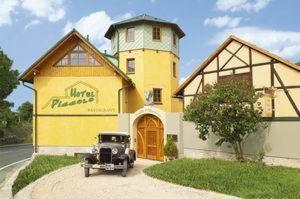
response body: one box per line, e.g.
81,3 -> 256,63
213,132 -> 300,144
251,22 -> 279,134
0,158 -> 31,171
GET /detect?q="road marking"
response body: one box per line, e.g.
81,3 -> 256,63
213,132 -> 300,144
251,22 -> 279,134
0,158 -> 31,171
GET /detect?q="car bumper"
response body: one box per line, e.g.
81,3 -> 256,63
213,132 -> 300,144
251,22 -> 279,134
81,163 -> 125,170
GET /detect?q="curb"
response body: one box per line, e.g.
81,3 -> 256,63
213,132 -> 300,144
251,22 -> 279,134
0,157 -> 33,199
14,163 -> 80,199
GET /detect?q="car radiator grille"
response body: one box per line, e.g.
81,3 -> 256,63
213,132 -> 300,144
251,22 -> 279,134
100,148 -> 112,164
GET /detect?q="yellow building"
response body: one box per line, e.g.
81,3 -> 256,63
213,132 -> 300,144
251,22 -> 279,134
20,14 -> 185,160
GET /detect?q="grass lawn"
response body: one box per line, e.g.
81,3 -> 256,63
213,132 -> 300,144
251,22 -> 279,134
12,155 -> 81,195
144,158 -> 300,199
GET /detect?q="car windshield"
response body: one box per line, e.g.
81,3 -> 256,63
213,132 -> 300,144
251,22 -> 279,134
100,135 -> 128,143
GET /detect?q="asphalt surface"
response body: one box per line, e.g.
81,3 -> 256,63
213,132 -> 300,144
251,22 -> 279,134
0,144 -> 33,186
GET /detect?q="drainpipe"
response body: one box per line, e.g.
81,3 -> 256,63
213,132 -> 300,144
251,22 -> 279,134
114,25 -> 120,68
22,81 -> 38,153
118,85 -> 130,113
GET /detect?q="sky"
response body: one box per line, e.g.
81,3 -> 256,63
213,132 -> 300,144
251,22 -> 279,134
1,0 -> 300,110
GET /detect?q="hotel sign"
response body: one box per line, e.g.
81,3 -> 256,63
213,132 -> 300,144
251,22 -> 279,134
42,81 -> 99,109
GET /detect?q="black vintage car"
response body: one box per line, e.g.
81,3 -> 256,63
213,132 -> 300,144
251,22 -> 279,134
82,131 -> 136,177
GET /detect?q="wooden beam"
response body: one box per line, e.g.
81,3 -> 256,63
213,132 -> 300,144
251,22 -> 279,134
273,68 -> 300,117
255,85 -> 300,91
195,75 -> 203,95
225,48 -> 249,66
203,60 -> 278,75
220,44 -> 244,70
249,48 -> 253,83
270,62 -> 275,117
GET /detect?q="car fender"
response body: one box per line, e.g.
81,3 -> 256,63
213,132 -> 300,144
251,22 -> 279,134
84,153 -> 96,163
119,154 -> 129,160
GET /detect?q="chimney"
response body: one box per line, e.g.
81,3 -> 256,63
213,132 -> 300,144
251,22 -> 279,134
104,50 -> 107,54
86,34 -> 89,41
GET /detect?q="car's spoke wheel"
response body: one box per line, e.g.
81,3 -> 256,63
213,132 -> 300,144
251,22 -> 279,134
84,159 -> 90,177
121,159 -> 128,177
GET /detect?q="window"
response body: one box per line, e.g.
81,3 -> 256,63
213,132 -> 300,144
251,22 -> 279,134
56,44 -> 100,66
173,62 -> 176,77
127,58 -> 135,73
153,88 -> 162,104
126,27 -> 135,42
152,26 -> 161,41
173,33 -> 177,46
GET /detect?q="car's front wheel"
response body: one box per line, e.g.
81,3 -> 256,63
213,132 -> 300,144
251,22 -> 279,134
84,159 -> 90,177
121,159 -> 128,177
129,160 -> 134,168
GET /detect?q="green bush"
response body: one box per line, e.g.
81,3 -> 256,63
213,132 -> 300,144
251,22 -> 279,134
163,137 -> 178,158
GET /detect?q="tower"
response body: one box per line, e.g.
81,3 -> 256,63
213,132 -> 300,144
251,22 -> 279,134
105,14 -> 185,113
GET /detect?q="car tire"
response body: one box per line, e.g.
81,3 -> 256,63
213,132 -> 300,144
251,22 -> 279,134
129,160 -> 134,168
121,159 -> 128,177
84,159 -> 90,177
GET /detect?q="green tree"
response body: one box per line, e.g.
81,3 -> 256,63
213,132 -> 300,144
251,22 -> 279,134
18,101 -> 33,122
0,48 -> 19,127
184,79 -> 266,161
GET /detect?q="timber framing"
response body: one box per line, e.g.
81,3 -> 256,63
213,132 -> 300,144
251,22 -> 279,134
174,35 -> 300,96
175,35 -> 300,119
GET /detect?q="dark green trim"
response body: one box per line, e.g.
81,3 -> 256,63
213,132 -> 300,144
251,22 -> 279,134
263,117 -> 300,121
34,114 -> 118,117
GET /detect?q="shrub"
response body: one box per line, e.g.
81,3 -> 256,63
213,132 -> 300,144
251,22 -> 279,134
164,137 -> 178,158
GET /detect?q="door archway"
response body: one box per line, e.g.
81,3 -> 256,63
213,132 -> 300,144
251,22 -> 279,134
137,114 -> 164,161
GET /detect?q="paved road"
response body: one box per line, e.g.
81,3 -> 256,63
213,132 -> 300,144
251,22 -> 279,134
0,144 -> 33,186
0,144 -> 33,168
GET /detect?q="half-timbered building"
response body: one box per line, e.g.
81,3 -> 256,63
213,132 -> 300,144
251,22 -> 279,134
174,35 -> 300,166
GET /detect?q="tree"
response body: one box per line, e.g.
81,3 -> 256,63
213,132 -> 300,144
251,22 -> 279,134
18,101 -> 33,122
0,48 -> 19,127
184,79 -> 266,161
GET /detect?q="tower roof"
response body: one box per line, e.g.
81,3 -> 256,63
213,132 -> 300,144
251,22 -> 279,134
105,14 -> 185,39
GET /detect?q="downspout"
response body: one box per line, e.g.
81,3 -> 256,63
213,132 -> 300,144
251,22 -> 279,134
118,84 -> 130,113
22,81 -> 38,153
114,25 -> 120,68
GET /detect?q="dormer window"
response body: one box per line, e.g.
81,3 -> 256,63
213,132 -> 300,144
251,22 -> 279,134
56,44 -> 101,66
152,26 -> 161,41
126,27 -> 135,42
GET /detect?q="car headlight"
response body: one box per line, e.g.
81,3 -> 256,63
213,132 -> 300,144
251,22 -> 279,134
91,146 -> 98,154
112,148 -> 118,154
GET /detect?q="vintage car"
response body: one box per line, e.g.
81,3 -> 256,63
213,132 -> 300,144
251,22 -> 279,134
82,131 -> 136,177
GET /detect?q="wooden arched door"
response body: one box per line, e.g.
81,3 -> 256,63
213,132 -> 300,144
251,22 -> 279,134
137,114 -> 164,161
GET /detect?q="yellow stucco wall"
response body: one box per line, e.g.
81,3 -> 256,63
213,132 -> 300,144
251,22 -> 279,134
119,49 -> 183,113
34,76 -> 124,146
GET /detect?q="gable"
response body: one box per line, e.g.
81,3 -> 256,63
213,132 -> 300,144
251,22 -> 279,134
20,29 -> 133,84
174,35 -> 300,96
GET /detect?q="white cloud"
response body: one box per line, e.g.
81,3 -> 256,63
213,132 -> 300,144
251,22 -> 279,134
204,15 -> 242,28
0,0 -> 19,27
211,26 -> 300,61
24,19 -> 41,29
216,0 -> 271,12
21,0 -> 66,22
150,0 -> 156,3
63,11 -> 132,52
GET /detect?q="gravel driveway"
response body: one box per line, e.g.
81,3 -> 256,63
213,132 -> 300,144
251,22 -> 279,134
30,159 -> 238,199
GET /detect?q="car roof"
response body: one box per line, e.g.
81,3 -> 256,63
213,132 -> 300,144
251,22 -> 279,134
98,131 -> 129,136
